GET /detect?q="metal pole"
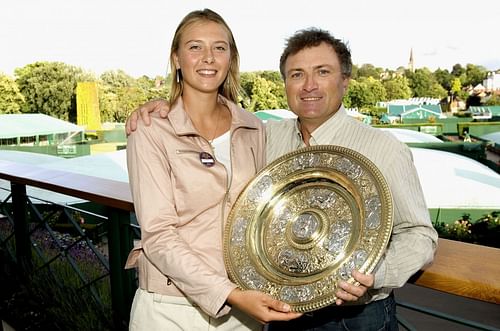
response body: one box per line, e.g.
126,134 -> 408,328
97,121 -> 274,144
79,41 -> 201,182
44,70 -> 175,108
11,182 -> 32,272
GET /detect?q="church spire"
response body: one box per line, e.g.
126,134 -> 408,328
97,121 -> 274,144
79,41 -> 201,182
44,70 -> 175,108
408,48 -> 415,72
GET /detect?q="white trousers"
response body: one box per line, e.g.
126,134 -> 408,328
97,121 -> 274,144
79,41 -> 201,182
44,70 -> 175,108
129,288 -> 262,331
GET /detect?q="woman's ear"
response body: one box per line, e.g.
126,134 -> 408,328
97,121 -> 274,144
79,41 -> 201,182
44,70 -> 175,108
173,53 -> 180,69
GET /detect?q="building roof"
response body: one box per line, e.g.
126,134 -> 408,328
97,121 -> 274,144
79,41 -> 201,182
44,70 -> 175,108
0,113 -> 84,139
469,106 -> 500,117
388,104 -> 442,117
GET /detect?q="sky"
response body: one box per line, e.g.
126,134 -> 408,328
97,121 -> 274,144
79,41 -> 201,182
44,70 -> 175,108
1,0 -> 499,79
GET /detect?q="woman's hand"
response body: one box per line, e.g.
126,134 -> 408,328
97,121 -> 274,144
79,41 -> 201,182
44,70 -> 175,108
227,288 -> 302,324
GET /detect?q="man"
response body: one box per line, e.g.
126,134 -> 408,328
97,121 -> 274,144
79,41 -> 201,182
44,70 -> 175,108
126,28 -> 438,330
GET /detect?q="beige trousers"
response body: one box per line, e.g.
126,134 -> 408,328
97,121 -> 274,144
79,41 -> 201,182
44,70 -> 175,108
129,288 -> 262,331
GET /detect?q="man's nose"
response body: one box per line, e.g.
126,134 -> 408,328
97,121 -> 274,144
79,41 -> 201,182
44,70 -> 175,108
302,74 -> 318,91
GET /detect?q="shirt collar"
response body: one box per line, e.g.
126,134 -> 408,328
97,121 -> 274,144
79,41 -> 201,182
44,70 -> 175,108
292,105 -> 348,145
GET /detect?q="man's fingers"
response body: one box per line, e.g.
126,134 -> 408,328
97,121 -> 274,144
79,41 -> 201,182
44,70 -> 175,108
159,108 -> 169,118
125,111 -> 138,136
139,107 -> 152,125
352,270 -> 374,287
338,281 -> 365,297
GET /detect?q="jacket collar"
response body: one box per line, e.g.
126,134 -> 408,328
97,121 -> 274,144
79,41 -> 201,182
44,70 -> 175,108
168,95 -> 259,137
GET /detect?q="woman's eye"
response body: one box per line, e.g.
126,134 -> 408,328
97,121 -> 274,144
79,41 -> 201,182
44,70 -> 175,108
189,45 -> 201,50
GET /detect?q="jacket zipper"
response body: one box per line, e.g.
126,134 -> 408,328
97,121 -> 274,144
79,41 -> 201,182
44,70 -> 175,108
220,129 -> 235,242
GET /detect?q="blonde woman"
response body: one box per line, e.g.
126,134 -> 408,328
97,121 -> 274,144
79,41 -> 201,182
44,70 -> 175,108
126,9 -> 300,330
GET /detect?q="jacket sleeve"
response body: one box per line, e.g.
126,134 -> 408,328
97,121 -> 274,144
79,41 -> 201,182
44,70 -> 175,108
126,121 -> 236,317
373,145 -> 438,289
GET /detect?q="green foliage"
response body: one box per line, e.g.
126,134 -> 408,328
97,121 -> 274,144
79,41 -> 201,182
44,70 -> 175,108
14,62 -> 94,121
463,64 -> 488,87
356,64 -> 384,79
408,68 -> 447,98
433,68 -> 453,91
0,73 -> 25,113
98,71 -> 169,122
484,94 -> 500,106
433,212 -> 500,248
382,76 -> 412,100
451,77 -> 462,94
345,77 -> 387,108
240,71 -> 287,111
451,63 -> 465,77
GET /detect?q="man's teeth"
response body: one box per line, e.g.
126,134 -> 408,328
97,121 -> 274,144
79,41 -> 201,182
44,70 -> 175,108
302,97 -> 320,101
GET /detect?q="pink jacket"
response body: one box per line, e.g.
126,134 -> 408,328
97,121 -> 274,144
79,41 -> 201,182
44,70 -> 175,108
125,96 -> 266,317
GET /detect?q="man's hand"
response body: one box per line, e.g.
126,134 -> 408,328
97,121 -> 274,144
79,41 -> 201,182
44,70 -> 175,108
125,99 -> 170,135
227,288 -> 302,324
335,270 -> 374,305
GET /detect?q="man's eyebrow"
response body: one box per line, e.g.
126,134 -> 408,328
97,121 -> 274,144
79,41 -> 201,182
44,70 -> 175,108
313,64 -> 333,70
286,68 -> 304,74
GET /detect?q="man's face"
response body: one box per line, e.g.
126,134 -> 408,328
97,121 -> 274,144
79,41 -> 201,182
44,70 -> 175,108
283,42 -> 349,128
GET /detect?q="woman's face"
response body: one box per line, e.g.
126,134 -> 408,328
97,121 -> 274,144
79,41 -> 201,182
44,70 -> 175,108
174,20 -> 231,95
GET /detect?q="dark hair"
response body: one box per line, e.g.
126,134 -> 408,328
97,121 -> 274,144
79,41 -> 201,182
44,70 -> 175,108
279,28 -> 352,80
169,9 -> 240,104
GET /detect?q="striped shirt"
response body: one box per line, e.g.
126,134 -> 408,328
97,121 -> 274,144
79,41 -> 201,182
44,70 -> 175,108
265,105 -> 438,304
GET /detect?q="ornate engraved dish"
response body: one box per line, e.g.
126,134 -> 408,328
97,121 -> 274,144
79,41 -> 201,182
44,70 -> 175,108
223,145 -> 393,312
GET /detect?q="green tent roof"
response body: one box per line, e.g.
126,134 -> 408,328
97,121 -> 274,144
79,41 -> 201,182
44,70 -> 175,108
0,114 -> 83,139
253,111 -> 284,121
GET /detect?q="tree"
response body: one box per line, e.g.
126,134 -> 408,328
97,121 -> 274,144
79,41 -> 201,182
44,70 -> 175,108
382,76 -> 412,100
451,63 -> 465,77
451,78 -> 462,96
250,76 -> 286,111
408,68 -> 447,98
14,62 -> 93,121
357,64 -> 384,79
434,68 -> 453,91
0,73 -> 25,114
345,77 -> 387,109
240,71 -> 287,111
463,64 -> 488,87
99,70 -> 151,122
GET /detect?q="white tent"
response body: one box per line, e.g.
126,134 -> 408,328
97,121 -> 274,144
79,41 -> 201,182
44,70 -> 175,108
411,148 -> 500,209
380,128 -> 443,143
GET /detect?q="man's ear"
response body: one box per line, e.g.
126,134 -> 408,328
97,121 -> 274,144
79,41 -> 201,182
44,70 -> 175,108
342,77 -> 350,94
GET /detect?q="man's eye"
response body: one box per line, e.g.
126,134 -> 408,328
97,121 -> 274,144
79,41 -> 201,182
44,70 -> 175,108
290,72 -> 302,79
318,69 -> 330,76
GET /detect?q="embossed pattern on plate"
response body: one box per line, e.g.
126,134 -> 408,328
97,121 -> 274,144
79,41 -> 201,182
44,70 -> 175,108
223,145 -> 393,312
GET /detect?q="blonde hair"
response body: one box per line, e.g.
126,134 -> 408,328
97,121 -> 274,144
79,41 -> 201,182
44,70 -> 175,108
168,9 -> 240,105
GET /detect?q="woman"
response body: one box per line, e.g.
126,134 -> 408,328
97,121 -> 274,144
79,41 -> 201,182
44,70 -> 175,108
126,9 -> 299,330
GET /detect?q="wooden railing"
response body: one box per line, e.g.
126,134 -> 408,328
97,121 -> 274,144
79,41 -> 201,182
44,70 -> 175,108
411,238 -> 500,304
1,160 -> 499,327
